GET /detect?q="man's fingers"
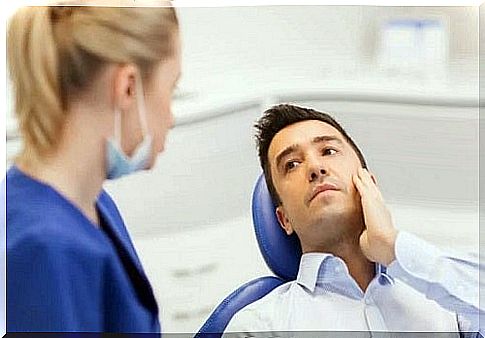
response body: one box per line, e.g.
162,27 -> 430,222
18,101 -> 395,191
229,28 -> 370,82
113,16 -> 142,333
359,168 -> 384,200
353,174 -> 365,196
359,167 -> 374,186
360,230 -> 370,250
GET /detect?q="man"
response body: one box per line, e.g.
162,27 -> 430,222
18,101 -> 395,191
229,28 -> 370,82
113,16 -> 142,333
224,104 -> 482,336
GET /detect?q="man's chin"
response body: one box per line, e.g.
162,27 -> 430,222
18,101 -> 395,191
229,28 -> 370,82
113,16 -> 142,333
310,198 -> 343,213
311,204 -> 357,224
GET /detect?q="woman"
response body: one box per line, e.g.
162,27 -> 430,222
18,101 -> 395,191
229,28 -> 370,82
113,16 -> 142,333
7,2 -> 181,333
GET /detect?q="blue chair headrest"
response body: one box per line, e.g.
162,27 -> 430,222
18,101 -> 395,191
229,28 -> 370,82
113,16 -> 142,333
251,174 -> 302,281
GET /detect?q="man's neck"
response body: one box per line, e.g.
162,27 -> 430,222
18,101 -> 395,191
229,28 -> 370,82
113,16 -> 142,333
331,242 -> 375,292
302,228 -> 375,291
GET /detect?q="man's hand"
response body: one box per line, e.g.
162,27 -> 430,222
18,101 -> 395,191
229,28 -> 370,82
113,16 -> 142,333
353,167 -> 398,266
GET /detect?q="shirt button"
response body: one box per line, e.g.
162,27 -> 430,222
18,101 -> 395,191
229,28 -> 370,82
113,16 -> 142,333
378,275 -> 386,285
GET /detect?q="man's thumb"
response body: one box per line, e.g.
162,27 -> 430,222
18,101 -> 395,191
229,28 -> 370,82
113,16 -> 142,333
359,230 -> 370,257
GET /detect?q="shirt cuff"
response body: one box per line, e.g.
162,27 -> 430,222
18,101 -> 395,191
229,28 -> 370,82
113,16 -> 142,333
387,231 -> 443,283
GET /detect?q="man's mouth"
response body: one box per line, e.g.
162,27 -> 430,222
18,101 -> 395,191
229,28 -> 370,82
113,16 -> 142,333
309,183 -> 339,203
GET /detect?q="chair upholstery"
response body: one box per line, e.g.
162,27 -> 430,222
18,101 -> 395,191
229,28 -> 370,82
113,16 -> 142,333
196,174 -> 302,337
252,174 -> 302,281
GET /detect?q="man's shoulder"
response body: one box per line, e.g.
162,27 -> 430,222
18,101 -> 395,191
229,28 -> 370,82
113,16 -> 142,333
224,280 -> 298,333
241,279 -> 299,309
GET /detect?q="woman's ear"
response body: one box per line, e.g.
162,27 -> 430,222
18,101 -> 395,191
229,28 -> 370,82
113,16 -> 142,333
112,64 -> 138,111
276,206 -> 294,236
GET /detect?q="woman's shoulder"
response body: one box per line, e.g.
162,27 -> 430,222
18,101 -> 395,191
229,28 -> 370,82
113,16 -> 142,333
7,184 -> 112,262
7,213 -> 111,262
9,224 -> 109,260
6,165 -> 67,214
6,167 -> 125,261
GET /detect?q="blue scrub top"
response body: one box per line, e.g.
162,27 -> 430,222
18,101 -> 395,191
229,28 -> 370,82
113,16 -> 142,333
6,165 -> 161,334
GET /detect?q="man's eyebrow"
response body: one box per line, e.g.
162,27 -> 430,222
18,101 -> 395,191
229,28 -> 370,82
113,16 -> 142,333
274,136 -> 344,170
312,135 -> 344,145
275,144 -> 299,170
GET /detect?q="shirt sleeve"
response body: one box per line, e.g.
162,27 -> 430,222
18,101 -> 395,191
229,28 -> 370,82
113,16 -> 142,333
386,231 -> 484,336
7,232 -> 105,331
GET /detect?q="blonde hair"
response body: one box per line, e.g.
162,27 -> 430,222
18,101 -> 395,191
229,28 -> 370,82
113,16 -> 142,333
7,2 -> 179,161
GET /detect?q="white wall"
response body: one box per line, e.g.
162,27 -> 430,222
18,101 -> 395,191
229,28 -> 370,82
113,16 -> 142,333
175,6 -> 478,95
6,6 -> 478,130
178,6 -> 365,88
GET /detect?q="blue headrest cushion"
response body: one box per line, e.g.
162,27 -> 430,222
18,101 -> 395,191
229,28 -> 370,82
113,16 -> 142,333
251,174 -> 302,281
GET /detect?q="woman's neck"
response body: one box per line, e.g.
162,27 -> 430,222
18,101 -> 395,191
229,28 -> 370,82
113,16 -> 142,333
16,118 -> 107,227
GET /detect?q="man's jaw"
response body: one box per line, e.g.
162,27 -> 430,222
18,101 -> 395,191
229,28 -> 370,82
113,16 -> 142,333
300,208 -> 366,252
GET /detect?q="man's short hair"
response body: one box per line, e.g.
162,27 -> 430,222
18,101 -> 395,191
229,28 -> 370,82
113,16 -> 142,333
255,104 -> 368,206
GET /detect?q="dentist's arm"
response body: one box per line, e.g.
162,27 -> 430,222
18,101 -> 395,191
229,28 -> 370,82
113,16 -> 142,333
353,167 -> 484,336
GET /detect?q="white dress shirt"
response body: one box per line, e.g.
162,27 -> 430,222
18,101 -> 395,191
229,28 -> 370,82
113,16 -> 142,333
224,231 -> 482,337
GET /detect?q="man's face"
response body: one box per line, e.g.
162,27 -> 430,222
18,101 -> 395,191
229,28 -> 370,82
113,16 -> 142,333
268,120 -> 364,250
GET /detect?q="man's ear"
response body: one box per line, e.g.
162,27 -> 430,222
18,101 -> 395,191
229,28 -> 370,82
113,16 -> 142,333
276,206 -> 294,236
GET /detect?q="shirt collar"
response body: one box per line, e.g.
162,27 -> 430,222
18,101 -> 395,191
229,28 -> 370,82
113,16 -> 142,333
296,252 -> 391,293
296,252 -> 334,293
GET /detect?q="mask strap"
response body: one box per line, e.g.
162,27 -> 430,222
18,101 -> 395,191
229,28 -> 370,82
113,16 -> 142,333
114,107 -> 122,144
135,72 -> 150,137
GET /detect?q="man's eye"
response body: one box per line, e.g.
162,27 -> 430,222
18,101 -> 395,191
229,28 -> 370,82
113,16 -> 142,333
285,160 -> 300,172
323,148 -> 337,156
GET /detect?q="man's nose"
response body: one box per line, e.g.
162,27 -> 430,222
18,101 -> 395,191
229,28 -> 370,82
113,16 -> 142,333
308,160 -> 327,183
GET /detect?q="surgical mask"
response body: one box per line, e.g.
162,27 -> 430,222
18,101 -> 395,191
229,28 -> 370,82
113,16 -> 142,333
106,73 -> 153,180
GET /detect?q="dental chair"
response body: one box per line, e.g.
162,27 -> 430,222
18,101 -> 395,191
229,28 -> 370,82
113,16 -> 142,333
195,174 -> 303,338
